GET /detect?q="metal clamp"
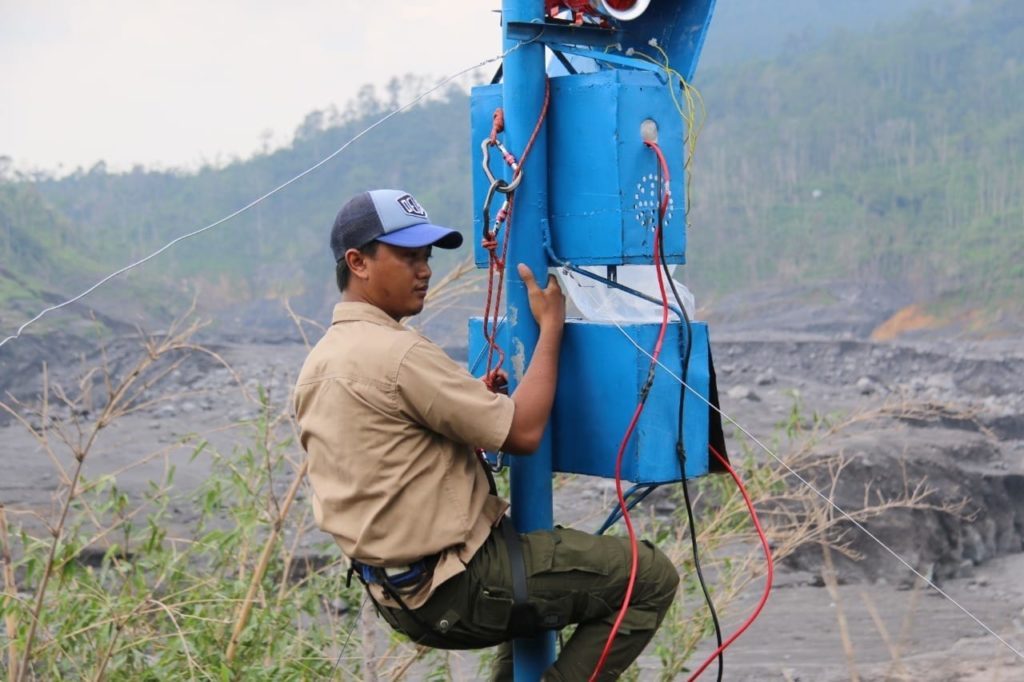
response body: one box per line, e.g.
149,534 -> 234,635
489,451 -> 506,473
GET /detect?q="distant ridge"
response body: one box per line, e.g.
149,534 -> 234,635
1,0 -> 1019,337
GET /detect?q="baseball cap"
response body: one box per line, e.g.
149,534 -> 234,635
330,189 -> 463,261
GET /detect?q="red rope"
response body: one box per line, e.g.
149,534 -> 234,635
481,78 -> 550,389
490,108 -> 505,144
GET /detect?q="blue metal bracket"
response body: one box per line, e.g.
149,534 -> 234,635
506,0 -> 716,81
506,19 -> 621,48
545,45 -> 667,75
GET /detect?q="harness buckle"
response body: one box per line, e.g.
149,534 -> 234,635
350,554 -> 440,595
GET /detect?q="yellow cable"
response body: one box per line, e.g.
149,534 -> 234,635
632,47 -> 706,228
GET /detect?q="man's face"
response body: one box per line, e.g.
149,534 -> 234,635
361,243 -> 433,320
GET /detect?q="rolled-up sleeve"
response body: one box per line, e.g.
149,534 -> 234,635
396,340 -> 515,451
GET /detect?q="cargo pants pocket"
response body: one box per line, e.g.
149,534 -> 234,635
524,527 -> 616,578
522,528 -> 624,629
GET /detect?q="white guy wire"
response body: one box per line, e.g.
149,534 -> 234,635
0,46 -> 527,351
561,268 -> 1024,661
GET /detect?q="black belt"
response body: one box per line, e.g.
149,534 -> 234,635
347,553 -> 441,643
349,520 -> 550,642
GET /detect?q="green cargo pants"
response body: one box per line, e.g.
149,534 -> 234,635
375,524 -> 680,681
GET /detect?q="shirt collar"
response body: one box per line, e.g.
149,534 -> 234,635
331,301 -> 406,330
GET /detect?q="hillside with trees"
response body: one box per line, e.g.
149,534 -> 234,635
0,182 -> 104,326
0,0 -> 1020,336
701,0 -> 935,68
21,80 -> 473,329
686,0 -> 1023,320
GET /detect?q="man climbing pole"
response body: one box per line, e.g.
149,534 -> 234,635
294,188 -> 679,680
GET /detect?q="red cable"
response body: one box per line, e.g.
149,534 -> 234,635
686,445 -> 775,681
645,141 -> 672,219
590,142 -> 672,681
638,142 -> 775,678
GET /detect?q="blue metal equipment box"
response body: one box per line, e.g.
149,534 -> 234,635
469,317 -> 722,484
466,0 -> 726,488
471,69 -> 687,269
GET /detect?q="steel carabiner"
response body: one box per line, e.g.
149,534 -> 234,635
482,177 -> 509,239
481,138 -> 524,195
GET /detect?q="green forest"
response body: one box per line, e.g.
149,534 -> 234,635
689,0 -> 1023,309
1,0 -> 1020,335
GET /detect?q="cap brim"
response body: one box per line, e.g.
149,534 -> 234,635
376,223 -> 464,249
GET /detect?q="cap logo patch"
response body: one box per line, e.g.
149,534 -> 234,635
397,194 -> 427,219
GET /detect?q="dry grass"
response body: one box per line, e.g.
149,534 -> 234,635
0,270 -> 989,680
647,397 -> 969,680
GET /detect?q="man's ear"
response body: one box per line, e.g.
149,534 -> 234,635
345,248 -> 371,282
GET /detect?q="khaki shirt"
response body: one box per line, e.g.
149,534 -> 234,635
294,302 -> 514,607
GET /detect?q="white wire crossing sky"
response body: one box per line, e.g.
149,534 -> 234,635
0,0 -> 501,174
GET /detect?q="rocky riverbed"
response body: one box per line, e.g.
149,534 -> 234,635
1,296 -> 1022,679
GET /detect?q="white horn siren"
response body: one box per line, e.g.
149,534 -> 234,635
591,0 -> 651,21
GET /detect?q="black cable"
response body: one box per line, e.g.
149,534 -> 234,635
559,259 -> 684,319
655,158 -> 724,682
538,135 -> 725,680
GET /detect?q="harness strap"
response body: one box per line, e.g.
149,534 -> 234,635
379,579 -> 440,641
349,521 -> 539,641
347,559 -> 441,644
476,448 -> 499,495
351,554 -> 439,596
500,516 -> 536,637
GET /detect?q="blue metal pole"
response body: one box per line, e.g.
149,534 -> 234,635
502,1 -> 556,679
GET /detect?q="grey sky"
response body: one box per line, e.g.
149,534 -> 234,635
1,0 -> 502,174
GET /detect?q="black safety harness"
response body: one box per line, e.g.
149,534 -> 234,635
347,451 -> 537,640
